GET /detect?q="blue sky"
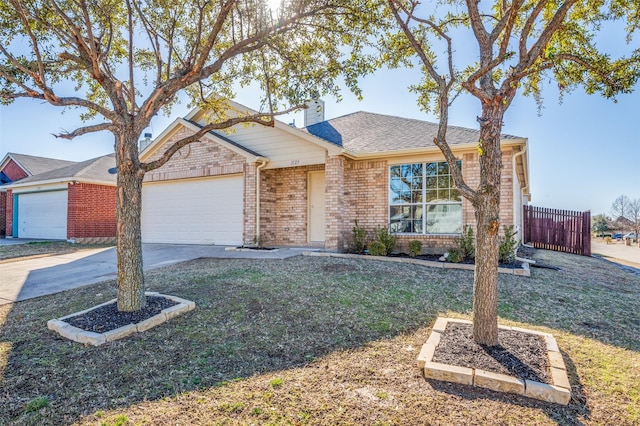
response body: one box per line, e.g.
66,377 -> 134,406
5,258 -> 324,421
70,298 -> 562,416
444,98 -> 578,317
0,63 -> 638,216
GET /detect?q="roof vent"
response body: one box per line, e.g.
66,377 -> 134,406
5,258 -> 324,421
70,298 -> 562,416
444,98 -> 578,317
139,133 -> 153,152
304,98 -> 325,127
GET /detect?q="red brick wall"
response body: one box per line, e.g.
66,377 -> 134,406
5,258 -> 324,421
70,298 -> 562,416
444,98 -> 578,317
5,190 -> 13,237
1,159 -> 29,181
67,183 -> 116,241
0,191 -> 6,236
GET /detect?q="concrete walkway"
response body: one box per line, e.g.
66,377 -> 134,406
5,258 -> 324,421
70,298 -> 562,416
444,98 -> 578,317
0,244 -> 304,305
591,239 -> 640,275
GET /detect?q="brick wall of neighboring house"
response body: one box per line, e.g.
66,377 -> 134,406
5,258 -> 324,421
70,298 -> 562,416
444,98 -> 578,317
67,183 -> 117,243
144,128 -> 246,182
0,191 -> 6,236
1,159 -> 29,181
5,190 -> 13,237
259,164 -> 324,247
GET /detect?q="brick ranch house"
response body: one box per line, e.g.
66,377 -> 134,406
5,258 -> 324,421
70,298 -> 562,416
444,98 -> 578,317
1,153 -> 116,243
140,100 -> 530,253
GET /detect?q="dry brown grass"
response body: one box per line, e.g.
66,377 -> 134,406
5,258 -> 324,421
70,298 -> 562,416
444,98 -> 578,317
0,248 -> 638,425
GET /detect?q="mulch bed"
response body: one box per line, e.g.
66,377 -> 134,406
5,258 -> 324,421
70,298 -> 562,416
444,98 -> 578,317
388,253 -> 524,269
432,322 -> 552,384
64,296 -> 178,333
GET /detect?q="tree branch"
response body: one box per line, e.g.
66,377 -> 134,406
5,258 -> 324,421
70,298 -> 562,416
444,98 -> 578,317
52,122 -> 115,139
142,105 -> 304,172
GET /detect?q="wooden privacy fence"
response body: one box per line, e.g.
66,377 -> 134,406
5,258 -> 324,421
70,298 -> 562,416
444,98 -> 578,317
523,206 -> 591,256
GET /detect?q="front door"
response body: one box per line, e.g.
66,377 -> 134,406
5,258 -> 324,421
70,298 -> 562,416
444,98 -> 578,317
308,171 -> 326,242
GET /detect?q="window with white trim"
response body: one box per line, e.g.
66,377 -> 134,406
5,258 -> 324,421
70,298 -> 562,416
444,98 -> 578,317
389,161 -> 462,234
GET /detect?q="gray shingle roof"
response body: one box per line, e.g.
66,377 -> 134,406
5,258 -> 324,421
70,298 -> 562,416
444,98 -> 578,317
7,153 -> 76,176
12,154 -> 116,185
304,112 -> 522,154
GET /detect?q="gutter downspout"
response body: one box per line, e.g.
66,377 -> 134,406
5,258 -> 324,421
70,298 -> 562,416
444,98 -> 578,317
513,145 -> 528,243
255,159 -> 268,246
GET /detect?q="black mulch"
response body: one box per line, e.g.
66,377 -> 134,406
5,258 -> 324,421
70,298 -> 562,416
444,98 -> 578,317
63,296 -> 178,333
432,323 -> 552,384
388,253 -> 524,269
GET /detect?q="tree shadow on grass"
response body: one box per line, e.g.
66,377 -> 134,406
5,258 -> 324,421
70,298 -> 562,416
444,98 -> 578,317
0,256 -> 464,424
427,351 -> 590,426
0,252 -> 636,425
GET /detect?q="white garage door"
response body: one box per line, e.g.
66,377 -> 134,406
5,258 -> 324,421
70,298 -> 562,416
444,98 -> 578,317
142,175 -> 244,245
18,190 -> 68,239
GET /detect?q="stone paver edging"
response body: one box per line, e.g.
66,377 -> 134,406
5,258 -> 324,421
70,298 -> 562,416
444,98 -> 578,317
417,318 -> 571,405
47,292 -> 195,346
303,252 -> 530,276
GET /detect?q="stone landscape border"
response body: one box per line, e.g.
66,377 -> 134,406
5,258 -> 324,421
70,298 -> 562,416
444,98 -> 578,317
303,252 -> 530,276
47,292 -> 196,346
417,318 -> 571,405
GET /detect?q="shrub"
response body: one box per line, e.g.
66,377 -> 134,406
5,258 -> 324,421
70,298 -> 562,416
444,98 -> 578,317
447,247 -> 464,263
374,226 -> 397,256
459,225 -> 475,260
408,240 -> 422,257
350,220 -> 368,254
446,225 -> 475,263
368,241 -> 387,256
499,225 -> 519,264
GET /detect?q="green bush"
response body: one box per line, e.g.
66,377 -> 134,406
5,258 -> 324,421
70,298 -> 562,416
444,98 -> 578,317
447,247 -> 464,263
350,220 -> 368,254
459,225 -> 475,260
445,225 -> 474,263
368,241 -> 387,256
499,225 -> 519,264
374,226 -> 397,256
408,240 -> 422,257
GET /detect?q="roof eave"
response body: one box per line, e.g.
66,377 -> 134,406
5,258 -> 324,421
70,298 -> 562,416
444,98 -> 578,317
6,177 -> 116,190
341,137 -> 527,160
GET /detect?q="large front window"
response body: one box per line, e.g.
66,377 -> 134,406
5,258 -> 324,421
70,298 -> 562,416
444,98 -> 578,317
389,161 -> 462,234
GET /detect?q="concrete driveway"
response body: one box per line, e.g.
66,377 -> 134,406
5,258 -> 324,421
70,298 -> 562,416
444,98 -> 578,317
591,239 -> 640,273
0,244 -> 303,305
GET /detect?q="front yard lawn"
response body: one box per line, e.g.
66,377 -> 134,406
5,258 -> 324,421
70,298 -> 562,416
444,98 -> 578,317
0,249 -> 638,425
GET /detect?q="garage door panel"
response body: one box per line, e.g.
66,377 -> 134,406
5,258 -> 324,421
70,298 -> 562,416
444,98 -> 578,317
18,191 -> 68,239
142,176 -> 243,245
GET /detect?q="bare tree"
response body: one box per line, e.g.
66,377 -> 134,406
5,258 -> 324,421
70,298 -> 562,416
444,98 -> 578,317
384,0 -> 639,345
0,0 -> 374,311
611,195 -> 632,228
627,198 -> 640,240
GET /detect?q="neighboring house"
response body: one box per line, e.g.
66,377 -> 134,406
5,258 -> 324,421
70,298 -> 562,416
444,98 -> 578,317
1,154 -> 117,242
140,100 -> 530,253
0,153 -> 76,236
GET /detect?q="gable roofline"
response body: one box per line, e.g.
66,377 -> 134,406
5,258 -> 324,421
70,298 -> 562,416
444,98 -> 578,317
139,117 -> 268,163
4,154 -> 116,189
0,152 -> 77,178
185,99 -> 344,156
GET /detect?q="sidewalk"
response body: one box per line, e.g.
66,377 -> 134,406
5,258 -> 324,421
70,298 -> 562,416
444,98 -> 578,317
591,239 -> 640,271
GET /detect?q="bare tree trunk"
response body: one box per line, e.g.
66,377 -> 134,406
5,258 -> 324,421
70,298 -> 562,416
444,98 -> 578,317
471,101 -> 505,347
115,132 -> 146,312
473,194 -> 500,346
